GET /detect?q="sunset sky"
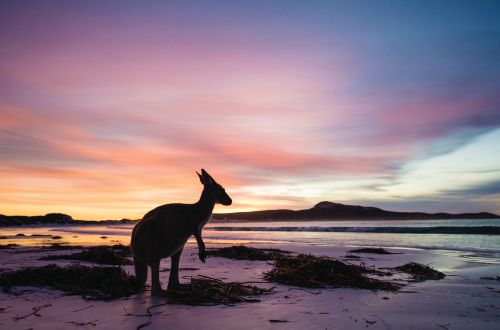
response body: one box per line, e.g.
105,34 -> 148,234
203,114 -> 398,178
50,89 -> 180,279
1,1 -> 499,220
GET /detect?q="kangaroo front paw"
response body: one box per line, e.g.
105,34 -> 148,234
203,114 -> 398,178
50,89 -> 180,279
199,251 -> 207,263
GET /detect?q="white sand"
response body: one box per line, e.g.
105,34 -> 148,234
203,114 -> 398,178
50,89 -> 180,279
0,243 -> 499,330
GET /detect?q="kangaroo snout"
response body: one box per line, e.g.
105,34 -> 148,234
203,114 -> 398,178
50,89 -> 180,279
222,196 -> 232,206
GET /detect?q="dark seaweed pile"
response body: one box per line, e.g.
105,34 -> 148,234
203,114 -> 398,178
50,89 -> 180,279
207,245 -> 290,261
41,245 -> 132,265
480,276 -> 500,281
264,254 -> 398,291
393,262 -> 445,281
43,243 -> 83,250
0,243 -> 19,249
0,264 -> 143,300
348,247 -> 395,254
165,275 -> 273,305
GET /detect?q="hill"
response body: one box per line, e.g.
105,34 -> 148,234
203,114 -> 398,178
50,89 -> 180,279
0,213 -> 136,227
212,201 -> 500,221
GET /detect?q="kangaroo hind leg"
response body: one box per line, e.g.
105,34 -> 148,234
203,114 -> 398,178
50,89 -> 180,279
167,249 -> 183,290
133,255 -> 148,285
150,259 -> 165,296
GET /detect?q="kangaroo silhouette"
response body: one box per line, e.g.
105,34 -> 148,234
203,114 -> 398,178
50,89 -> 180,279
131,169 -> 232,295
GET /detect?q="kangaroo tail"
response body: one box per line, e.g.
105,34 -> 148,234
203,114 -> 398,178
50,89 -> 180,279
133,255 -> 148,285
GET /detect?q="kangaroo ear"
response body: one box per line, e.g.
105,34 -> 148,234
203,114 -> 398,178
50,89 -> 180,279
201,169 -> 214,185
196,171 -> 205,185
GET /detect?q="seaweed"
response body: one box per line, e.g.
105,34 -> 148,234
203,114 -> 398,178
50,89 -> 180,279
45,243 -> 83,250
348,247 -> 396,254
343,254 -> 362,260
0,264 -> 143,300
165,275 -> 273,305
40,246 -> 132,265
0,243 -> 19,249
264,254 -> 398,291
393,262 -> 445,281
206,245 -> 290,261
108,244 -> 132,256
481,276 -> 500,281
207,246 -> 398,290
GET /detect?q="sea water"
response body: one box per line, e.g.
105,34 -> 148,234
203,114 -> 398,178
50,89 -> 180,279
1,219 -> 499,263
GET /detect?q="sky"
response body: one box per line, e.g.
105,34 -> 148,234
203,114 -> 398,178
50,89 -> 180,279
1,1 -> 499,220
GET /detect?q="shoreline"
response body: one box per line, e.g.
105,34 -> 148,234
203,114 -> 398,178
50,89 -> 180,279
2,233 -> 500,265
3,223 -> 500,266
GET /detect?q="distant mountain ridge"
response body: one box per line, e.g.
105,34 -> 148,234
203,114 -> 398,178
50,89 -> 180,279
211,201 -> 500,221
0,213 -> 136,227
1,201 -> 498,226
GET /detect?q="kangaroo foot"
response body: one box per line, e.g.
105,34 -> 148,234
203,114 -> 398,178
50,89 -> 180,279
151,288 -> 168,297
167,283 -> 190,292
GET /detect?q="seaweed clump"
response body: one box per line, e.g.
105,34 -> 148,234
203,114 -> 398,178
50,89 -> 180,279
0,264 -> 143,300
166,275 -> 273,305
206,245 -> 290,261
0,243 -> 19,249
393,262 -> 445,282
264,254 -> 398,291
41,245 -> 132,265
348,247 -> 395,254
44,243 -> 83,250
481,276 -> 500,281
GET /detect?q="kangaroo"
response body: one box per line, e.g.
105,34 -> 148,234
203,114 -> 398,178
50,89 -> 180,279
130,169 -> 232,296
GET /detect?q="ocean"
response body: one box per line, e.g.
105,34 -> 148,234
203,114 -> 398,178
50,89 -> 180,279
1,219 -> 499,263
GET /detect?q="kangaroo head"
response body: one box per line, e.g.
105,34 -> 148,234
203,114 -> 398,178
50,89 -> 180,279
196,169 -> 232,206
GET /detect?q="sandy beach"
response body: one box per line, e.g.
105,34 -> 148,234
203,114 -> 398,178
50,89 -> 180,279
1,240 -> 499,330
